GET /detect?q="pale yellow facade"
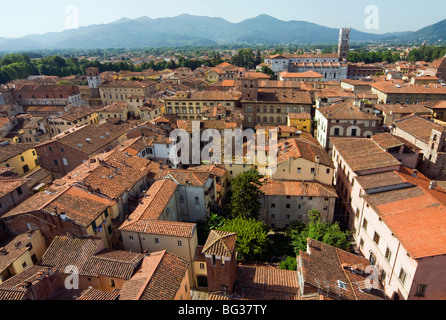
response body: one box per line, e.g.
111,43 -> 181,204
0,230 -> 47,284
270,158 -> 334,185
85,203 -> 120,249
49,112 -> 99,135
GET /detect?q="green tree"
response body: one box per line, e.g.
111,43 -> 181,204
230,170 -> 263,220
279,256 -> 297,271
230,49 -> 256,69
258,65 -> 275,79
196,212 -> 227,245
289,210 -> 351,255
218,217 -> 269,262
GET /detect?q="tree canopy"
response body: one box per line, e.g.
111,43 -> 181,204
288,210 -> 351,255
229,170 -> 263,220
218,217 -> 270,262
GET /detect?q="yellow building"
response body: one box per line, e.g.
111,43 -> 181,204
48,106 -> 99,136
287,113 -> 312,133
99,80 -> 157,105
98,102 -> 130,123
0,142 -> 40,176
0,230 -> 47,284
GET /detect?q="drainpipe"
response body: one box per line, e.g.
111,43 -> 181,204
388,241 -> 401,286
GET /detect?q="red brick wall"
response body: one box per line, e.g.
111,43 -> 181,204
206,252 -> 237,294
3,211 -> 88,247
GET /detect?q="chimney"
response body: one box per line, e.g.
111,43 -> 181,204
412,169 -> 418,177
429,181 -> 437,190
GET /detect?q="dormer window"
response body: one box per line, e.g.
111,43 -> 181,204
337,281 -> 348,290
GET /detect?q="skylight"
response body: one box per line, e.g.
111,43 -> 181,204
337,280 -> 348,290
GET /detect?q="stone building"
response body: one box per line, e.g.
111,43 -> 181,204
315,99 -> 380,151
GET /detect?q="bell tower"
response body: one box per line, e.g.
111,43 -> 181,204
85,67 -> 101,98
240,77 -> 258,101
338,28 -> 351,62
202,230 -> 237,295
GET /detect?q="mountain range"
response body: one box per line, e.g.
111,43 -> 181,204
0,14 -> 445,51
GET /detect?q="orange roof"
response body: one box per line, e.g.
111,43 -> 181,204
366,166 -> 446,259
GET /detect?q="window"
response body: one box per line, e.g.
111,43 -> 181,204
271,204 -> 276,209
359,238 -> 364,248
286,204 -> 291,209
178,240 -> 183,247
110,279 -> 116,288
22,261 -> 27,268
54,159 -> 59,166
195,197 -> 199,205
129,235 -> 134,240
385,248 -> 392,262
199,263 -> 205,270
297,168 -> 302,174
363,218 -> 368,230
155,238 -> 160,245
311,168 -> 315,174
415,284 -> 427,297
398,268 -> 407,285
373,232 -> 380,245
17,187 -> 23,196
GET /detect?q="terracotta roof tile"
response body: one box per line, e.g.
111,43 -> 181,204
299,239 -> 386,300
202,230 -> 236,258
119,251 -> 189,300
234,263 -> 299,300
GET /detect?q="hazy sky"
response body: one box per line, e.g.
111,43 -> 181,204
1,0 -> 445,38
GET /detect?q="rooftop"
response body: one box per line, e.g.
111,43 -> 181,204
202,230 -> 237,258
363,167 -> 446,259
331,137 -> 401,172
261,179 -> 338,198
119,250 -> 189,300
299,239 -> 386,300
317,99 -> 378,120
394,114 -> 444,143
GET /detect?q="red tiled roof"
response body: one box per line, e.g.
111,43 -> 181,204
202,230 -> 236,258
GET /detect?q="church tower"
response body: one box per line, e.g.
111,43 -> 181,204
240,77 -> 258,102
202,230 -> 237,295
338,28 -> 351,62
85,67 -> 101,98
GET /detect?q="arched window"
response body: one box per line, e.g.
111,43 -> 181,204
263,117 -> 268,123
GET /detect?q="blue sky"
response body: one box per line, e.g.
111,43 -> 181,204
1,0 -> 445,38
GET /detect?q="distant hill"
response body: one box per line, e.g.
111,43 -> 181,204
0,14 -> 445,51
404,19 -> 446,43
